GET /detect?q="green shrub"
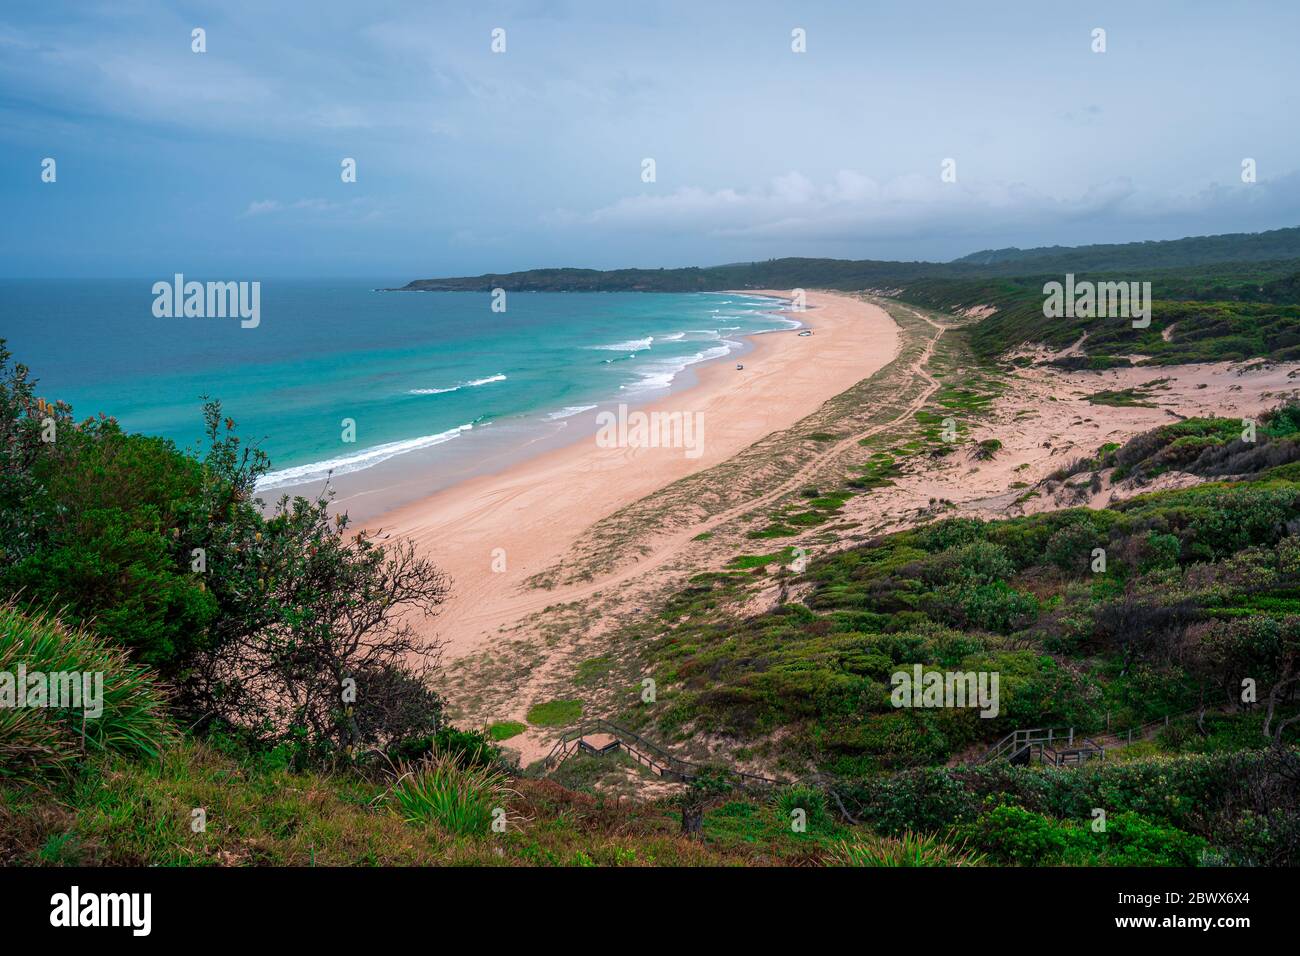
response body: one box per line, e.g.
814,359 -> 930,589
1045,522 -> 1102,573
957,804 -> 1070,864
958,803 -> 1207,866
386,726 -> 501,768
1,349 -> 454,764
928,580 -> 1039,634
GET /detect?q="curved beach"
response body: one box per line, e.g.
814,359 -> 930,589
365,290 -> 901,659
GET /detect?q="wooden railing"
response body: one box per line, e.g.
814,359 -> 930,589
1037,738 -> 1105,767
543,717 -> 781,788
978,727 -> 1078,764
1089,706 -> 1205,749
977,707 -> 1214,767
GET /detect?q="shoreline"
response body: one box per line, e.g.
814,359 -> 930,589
266,291 -> 796,524
364,290 -> 901,661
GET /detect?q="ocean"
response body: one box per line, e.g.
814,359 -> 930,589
0,280 -> 796,514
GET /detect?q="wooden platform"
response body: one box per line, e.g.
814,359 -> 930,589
577,733 -> 620,756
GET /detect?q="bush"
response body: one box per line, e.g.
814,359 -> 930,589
957,803 -> 1070,864
0,349 -> 216,673
923,540 -> 1015,587
928,580 -> 1039,634
1045,522 -> 1102,573
0,347 -> 454,766
957,803 -> 1206,866
386,726 -> 502,769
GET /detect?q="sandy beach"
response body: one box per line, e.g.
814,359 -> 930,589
366,290 -> 901,660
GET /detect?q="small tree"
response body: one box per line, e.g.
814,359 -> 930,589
1,350 -> 454,766
187,400 -> 452,764
677,769 -> 734,837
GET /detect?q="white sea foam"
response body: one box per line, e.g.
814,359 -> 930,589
747,315 -> 803,333
620,338 -> 743,394
589,336 -> 654,352
545,404 -> 598,420
408,373 -> 506,395
255,424 -> 474,490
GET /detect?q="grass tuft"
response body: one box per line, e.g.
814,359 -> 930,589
389,748 -> 518,836
0,602 -> 172,786
826,831 -> 985,867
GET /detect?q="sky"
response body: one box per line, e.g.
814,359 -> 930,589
2,0 -> 1299,278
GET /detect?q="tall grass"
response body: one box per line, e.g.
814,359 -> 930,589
0,602 -> 172,785
826,830 -> 986,867
388,748 -> 518,836
776,784 -> 830,830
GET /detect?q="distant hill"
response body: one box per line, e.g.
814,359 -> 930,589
394,258 -> 942,293
397,226 -> 1300,369
952,226 -> 1300,273
397,226 -> 1300,293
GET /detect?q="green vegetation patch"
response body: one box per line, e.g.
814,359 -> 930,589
727,547 -> 796,570
526,699 -> 584,727
647,414 -> 1300,776
574,656 -> 614,685
1085,387 -> 1157,407
487,721 -> 526,742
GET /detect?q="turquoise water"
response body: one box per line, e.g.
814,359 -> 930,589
0,280 -> 795,491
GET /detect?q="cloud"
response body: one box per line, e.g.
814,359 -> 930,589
240,198 -> 380,220
546,169 -> 1300,249
243,199 -> 284,217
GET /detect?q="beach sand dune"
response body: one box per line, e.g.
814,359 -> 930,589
366,291 -> 900,661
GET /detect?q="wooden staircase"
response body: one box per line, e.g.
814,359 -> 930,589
976,708 -> 1219,768
978,727 -> 1105,767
